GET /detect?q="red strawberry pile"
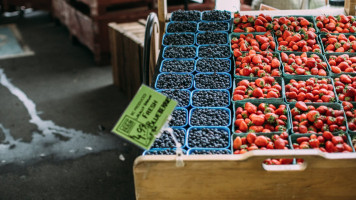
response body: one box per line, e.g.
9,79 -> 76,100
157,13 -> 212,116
315,15 -> 356,33
231,32 -> 276,52
234,102 -> 288,133
276,30 -> 321,52
233,13 -> 273,33
281,52 -> 328,76
234,50 -> 280,77
321,34 -> 356,53
233,77 -> 282,101
342,102 -> 356,131
272,16 -> 316,33
334,74 -> 356,101
328,54 -> 356,74
285,77 -> 336,103
291,102 -> 346,134
293,133 -> 353,153
233,132 -> 289,152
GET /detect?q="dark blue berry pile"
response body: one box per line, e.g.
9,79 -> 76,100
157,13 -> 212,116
197,32 -> 227,45
202,10 -> 230,21
195,73 -> 230,89
190,108 -> 230,126
198,21 -> 229,31
163,33 -> 195,46
192,90 -> 229,107
164,46 -> 196,58
171,10 -> 201,21
167,22 -> 197,33
151,129 -> 185,148
189,149 -> 230,155
169,109 -> 187,127
196,58 -> 230,72
156,73 -> 192,89
188,128 -> 229,148
161,59 -> 195,73
145,149 -> 186,155
160,89 -> 190,107
198,45 -> 230,58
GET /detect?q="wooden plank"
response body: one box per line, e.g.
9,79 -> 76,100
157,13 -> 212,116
134,150 -> 356,200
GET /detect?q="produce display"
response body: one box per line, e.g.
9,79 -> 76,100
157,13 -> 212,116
290,102 -> 347,134
342,102 -> 356,131
159,89 -> 190,107
234,102 -> 288,133
272,16 -> 316,33
190,108 -> 230,126
292,133 -> 352,153
315,15 -> 356,33
334,75 -> 356,101
187,127 -> 230,148
281,52 -> 328,76
167,21 -> 197,33
198,21 -> 229,31
147,10 -> 356,157
234,50 -> 281,77
161,59 -> 195,72
169,108 -> 187,127
196,58 -> 230,72
194,73 -> 231,89
320,33 -> 356,53
231,32 -> 276,52
198,45 -> 230,58
232,13 -> 273,32
192,90 -> 229,107
277,30 -> 321,52
151,129 -> 186,148
327,54 -> 356,74
232,77 -> 282,101
163,33 -> 195,46
197,32 -> 227,45
285,77 -> 337,103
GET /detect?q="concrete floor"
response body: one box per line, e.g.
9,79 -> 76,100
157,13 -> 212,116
0,11 -> 142,199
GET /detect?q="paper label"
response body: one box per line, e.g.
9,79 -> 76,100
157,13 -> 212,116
112,85 -> 177,149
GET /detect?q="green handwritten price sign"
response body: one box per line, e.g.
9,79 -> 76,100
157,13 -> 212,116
112,85 -> 177,149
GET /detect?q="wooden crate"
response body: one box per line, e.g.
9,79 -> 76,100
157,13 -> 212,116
134,150 -> 356,199
345,0 -> 356,15
108,21 -> 145,98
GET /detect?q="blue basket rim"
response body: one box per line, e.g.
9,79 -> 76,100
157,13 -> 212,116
159,58 -> 196,73
162,45 -> 198,59
201,10 -> 232,22
186,126 -> 231,149
154,72 -> 194,90
197,21 -> 230,32
194,72 -> 232,90
196,31 -> 229,46
190,89 -> 230,108
162,32 -> 196,47
196,57 -> 231,73
189,107 -> 231,127
197,44 -> 231,58
187,148 -> 232,155
165,21 -> 198,33
170,10 -> 202,22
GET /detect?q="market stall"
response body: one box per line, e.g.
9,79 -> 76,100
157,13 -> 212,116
134,8 -> 356,199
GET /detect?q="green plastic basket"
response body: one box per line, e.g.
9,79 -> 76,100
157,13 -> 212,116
231,76 -> 285,103
324,53 -> 356,77
314,15 -> 356,33
333,74 -> 356,102
319,33 -> 356,54
280,51 -> 331,78
233,51 -> 282,78
232,101 -> 291,135
289,102 -> 349,135
283,76 -> 339,104
276,34 -> 323,53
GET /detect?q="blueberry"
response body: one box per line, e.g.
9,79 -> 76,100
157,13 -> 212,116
202,10 -> 230,21
167,22 -> 197,32
151,129 -> 185,148
163,33 -> 195,45
198,21 -> 229,31
164,46 -> 196,58
192,90 -> 229,107
198,45 -> 230,58
190,108 -> 230,126
189,149 -> 230,155
161,59 -> 195,73
171,10 -> 201,21
188,128 -> 229,148
156,73 -> 192,89
196,58 -> 230,72
195,73 -> 230,89
197,32 -> 227,45
145,149 -> 186,155
160,89 -> 190,107
169,109 -> 187,127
